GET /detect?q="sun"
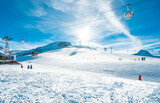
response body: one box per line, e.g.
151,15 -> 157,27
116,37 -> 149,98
76,26 -> 92,45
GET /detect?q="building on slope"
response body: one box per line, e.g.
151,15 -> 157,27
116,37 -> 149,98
31,52 -> 38,56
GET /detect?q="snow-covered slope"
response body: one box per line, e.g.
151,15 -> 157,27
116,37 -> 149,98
28,47 -> 160,82
0,44 -> 160,102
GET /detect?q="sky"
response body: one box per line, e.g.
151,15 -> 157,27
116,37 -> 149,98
0,0 -> 160,53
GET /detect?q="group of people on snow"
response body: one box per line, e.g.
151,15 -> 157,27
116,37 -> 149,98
21,64 -> 32,69
27,65 -> 32,69
141,57 -> 146,61
21,61 -> 32,69
119,56 -> 146,61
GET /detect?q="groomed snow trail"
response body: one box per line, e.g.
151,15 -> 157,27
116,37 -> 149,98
0,65 -> 160,103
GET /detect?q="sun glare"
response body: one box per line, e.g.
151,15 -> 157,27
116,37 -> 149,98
76,26 -> 92,45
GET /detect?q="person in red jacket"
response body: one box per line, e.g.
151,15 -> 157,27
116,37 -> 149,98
21,65 -> 23,68
138,75 -> 142,81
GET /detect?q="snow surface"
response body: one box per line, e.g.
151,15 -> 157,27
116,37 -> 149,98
0,44 -> 160,102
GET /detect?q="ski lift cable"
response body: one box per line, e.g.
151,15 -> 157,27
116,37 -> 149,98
45,4 -> 160,28
120,0 -> 130,11
10,5 -> 160,34
81,0 -> 153,19
99,0 -> 152,17
130,0 -> 153,7
40,5 -> 160,31
4,0 -> 152,37
10,0 -> 153,33
1,0 -> 156,39
121,0 -> 152,20
1,4 -> 158,44
65,0 -> 153,22
135,4 -> 160,12
120,0 -> 153,11
23,5 -> 160,31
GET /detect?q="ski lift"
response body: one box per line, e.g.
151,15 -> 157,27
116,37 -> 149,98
21,37 -> 24,43
123,3 -> 134,20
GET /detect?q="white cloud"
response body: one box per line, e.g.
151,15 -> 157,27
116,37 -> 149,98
24,0 -> 143,49
142,42 -> 160,50
28,7 -> 47,17
43,0 -> 142,48
95,0 -> 142,48
26,0 -> 47,17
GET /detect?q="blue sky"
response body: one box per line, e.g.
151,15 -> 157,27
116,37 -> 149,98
0,0 -> 160,52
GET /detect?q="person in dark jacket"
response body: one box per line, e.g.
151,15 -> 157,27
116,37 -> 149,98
138,75 -> 142,81
143,57 -> 146,61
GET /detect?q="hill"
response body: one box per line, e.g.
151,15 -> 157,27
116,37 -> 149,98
15,41 -> 71,56
134,49 -> 160,58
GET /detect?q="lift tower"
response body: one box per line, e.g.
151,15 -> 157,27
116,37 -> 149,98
2,36 -> 13,55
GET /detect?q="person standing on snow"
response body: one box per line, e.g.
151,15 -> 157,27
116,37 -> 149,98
27,65 -> 30,69
30,65 -> 32,69
144,57 -> 146,61
21,65 -> 23,68
138,75 -> 142,81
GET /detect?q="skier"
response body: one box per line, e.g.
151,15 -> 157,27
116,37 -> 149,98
21,65 -> 23,68
138,75 -> 142,81
27,65 -> 30,69
30,65 -> 32,69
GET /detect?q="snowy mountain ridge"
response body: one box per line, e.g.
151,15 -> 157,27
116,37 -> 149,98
134,49 -> 160,58
15,41 -> 71,56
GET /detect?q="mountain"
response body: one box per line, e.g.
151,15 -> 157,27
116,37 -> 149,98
134,50 -> 153,57
134,49 -> 160,58
15,41 -> 71,56
34,41 -> 71,53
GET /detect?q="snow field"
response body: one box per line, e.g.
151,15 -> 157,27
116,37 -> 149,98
1,46 -> 160,102
0,64 -> 160,102
30,47 -> 160,83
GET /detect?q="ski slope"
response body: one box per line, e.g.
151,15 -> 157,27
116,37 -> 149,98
0,44 -> 160,102
29,47 -> 160,82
